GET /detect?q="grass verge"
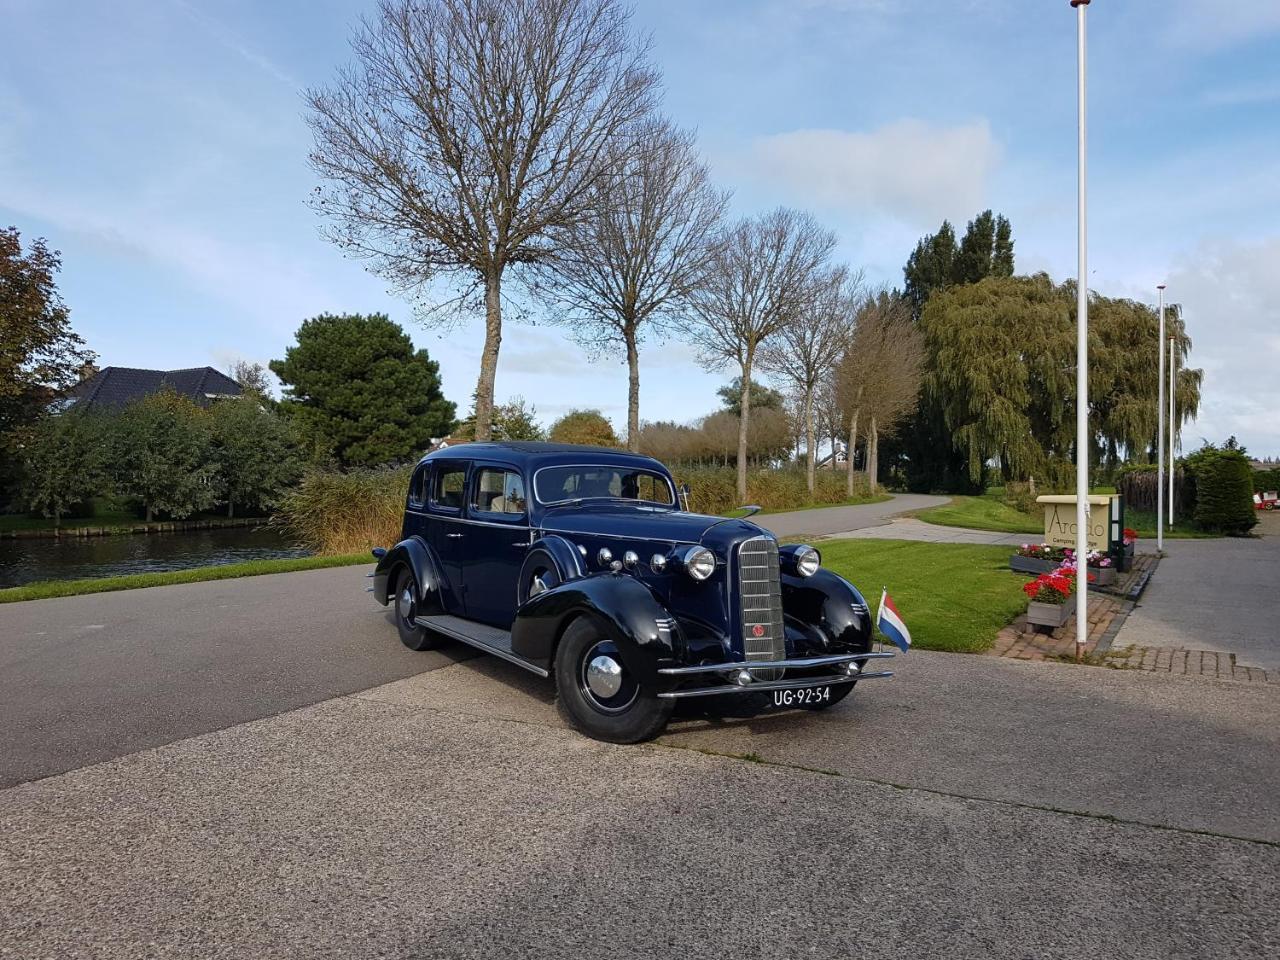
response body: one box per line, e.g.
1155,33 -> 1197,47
0,553 -> 370,604
914,495 -> 1213,540
819,538 -> 1027,654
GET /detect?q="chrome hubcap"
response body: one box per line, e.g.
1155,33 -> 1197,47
585,655 -> 623,699
578,640 -> 638,714
398,586 -> 414,624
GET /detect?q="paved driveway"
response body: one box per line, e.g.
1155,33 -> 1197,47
758,493 -> 947,539
1114,512 -> 1280,670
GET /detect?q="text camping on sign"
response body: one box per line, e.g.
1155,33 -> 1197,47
1036,495 -> 1114,551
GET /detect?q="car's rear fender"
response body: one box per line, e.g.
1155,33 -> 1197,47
510,573 -> 681,681
373,536 -> 445,615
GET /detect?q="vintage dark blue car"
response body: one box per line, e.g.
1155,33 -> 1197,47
371,442 -> 895,742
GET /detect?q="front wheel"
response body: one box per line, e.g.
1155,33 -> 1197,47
554,618 -> 673,743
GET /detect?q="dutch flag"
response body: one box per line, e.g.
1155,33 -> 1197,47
877,589 -> 912,653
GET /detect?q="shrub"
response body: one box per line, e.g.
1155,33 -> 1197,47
1183,446 -> 1257,536
1254,467 -> 1280,494
1117,463 -> 1193,516
674,466 -> 871,515
274,465 -> 410,554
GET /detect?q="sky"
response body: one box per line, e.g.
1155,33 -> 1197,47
2,0 -> 1279,454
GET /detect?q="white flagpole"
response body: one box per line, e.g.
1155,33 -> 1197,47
1157,284 -> 1166,552
1169,334 -> 1177,524
1071,0 -> 1090,659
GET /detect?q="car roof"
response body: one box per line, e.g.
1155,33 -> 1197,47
419,441 -> 669,473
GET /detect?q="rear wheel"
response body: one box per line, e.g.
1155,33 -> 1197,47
394,568 -> 440,652
554,618 -> 673,743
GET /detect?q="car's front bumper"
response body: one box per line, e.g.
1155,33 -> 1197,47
654,651 -> 894,699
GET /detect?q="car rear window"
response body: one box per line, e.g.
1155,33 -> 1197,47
535,466 -> 674,505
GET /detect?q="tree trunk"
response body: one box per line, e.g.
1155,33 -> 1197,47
625,322 -> 641,453
803,386 -> 815,495
473,266 -> 504,442
145,504 -> 153,523
846,408 -> 860,497
868,416 -> 879,493
736,352 -> 754,502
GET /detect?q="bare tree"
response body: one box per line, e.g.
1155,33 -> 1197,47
835,291 -> 923,492
683,209 -> 837,500
758,266 -> 862,493
306,0 -> 657,441
538,118 -> 728,450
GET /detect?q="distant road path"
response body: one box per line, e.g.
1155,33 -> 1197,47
759,493 -> 948,539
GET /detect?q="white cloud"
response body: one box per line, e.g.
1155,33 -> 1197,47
742,119 -> 1001,227
1166,235 -> 1280,455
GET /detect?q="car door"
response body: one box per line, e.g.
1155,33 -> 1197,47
427,459 -> 470,617
461,464 -> 531,628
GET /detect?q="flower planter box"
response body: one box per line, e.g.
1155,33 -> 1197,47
1010,555 -> 1059,575
1091,566 -> 1117,588
1026,600 -> 1071,630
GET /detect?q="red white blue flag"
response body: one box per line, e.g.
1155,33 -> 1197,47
877,589 -> 911,653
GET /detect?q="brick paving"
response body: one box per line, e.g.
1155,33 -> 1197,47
987,551 -> 1276,683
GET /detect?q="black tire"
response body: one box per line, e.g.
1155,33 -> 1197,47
394,568 -> 440,652
800,680 -> 856,711
554,618 -> 673,744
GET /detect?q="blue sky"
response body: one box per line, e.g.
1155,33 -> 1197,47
3,0 -> 1279,454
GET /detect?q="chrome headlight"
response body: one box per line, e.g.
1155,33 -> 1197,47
795,545 -> 821,577
674,545 -> 716,581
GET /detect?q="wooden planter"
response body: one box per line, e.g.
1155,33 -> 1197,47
1026,600 -> 1071,630
1010,554 -> 1059,575
1090,566 -> 1117,587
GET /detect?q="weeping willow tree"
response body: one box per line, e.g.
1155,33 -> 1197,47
921,273 -> 1202,485
1088,293 -> 1201,469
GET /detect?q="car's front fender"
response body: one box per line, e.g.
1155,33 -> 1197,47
780,568 -> 874,654
509,573 -> 681,680
373,536 -> 444,616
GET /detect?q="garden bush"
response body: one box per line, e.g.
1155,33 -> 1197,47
673,466 -> 871,515
1253,467 -> 1280,494
1182,446 -> 1257,536
275,465 -> 411,554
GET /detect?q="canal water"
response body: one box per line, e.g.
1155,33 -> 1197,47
0,526 -> 312,589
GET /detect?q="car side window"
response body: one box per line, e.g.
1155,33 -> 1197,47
472,468 -> 527,516
407,465 -> 428,508
432,466 -> 466,510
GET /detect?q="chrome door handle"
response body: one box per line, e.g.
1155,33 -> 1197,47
446,533 -> 465,539
512,541 -> 529,548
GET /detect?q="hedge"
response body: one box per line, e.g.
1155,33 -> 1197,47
1183,447 -> 1257,536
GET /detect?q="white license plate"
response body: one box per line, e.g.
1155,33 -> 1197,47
772,686 -> 831,708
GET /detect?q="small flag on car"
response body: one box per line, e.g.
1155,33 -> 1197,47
877,589 -> 911,653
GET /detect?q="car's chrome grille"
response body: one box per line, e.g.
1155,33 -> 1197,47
738,536 -> 785,679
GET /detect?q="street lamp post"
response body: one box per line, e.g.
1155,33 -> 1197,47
1071,0 -> 1090,658
1169,334 -> 1177,524
1157,285 -> 1166,552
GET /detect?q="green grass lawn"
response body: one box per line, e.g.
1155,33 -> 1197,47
0,553 -> 371,604
914,494 -> 1212,540
819,538 -> 1027,654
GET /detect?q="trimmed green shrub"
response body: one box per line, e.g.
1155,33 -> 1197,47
1253,467 -> 1280,494
1183,447 -> 1257,536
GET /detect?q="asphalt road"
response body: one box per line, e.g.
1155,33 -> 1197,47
1114,511 -> 1280,670
0,565 -> 472,787
3,543 -> 1278,957
758,493 -> 946,539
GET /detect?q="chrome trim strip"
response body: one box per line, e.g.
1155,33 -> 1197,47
403,509 -> 530,530
536,527 -> 703,547
413,617 -> 549,678
657,671 -> 893,699
657,651 -> 895,675
532,463 -> 677,507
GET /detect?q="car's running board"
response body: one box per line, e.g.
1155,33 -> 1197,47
413,614 -> 550,678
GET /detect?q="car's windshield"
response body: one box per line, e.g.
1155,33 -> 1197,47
535,465 -> 675,506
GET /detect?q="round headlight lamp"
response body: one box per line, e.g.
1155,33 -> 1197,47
676,545 -> 716,581
795,545 -> 821,577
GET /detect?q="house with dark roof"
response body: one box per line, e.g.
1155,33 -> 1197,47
65,366 -> 243,411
